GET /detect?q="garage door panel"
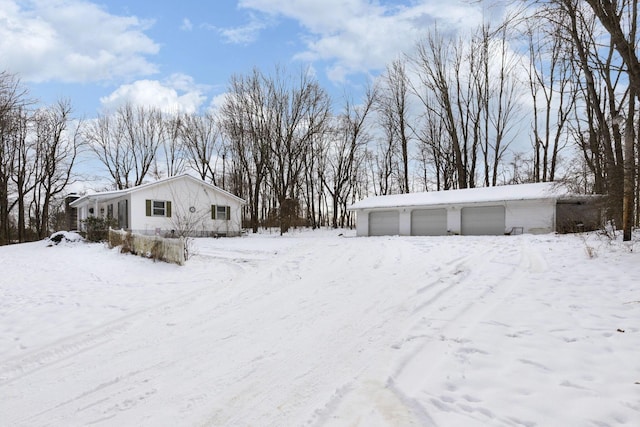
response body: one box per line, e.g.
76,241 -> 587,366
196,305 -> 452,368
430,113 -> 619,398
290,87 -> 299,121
461,206 -> 505,235
411,208 -> 447,236
369,210 -> 399,236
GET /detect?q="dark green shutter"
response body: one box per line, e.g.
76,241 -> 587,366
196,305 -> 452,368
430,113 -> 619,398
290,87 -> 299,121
211,205 -> 216,220
145,199 -> 151,216
166,201 -> 172,217
226,206 -> 230,221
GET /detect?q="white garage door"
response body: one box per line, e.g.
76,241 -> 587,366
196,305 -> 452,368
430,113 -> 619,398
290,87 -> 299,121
369,210 -> 400,236
411,208 -> 447,236
461,206 -> 505,235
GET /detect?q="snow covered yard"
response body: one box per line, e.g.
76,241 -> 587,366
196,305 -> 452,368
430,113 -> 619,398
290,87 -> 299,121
0,229 -> 638,426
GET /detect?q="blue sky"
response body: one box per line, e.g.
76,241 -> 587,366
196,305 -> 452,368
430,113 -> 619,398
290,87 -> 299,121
0,0 -> 488,118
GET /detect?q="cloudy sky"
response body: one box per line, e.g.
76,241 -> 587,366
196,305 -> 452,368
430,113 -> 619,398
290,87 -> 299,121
0,0 -> 488,118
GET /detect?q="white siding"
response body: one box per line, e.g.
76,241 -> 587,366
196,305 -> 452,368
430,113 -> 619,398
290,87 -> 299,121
352,198 -> 557,237
129,178 -> 243,236
355,210 -> 369,236
505,200 -> 556,234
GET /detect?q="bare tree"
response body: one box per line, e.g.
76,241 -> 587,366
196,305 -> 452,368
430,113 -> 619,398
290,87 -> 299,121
562,0 -> 626,227
0,71 -> 30,244
486,25 -> 521,186
377,59 -> 412,193
221,68 -> 272,233
525,15 -> 576,183
159,114 -> 187,178
413,30 -> 469,189
85,103 -> 163,189
181,111 -> 223,184
84,113 -> 133,190
31,99 -> 80,239
414,104 -> 456,191
581,0 -> 638,240
522,0 -> 638,239
119,104 -> 163,187
584,0 -> 640,100
302,129 -> 327,228
323,87 -> 376,228
412,25 -> 521,190
221,66 -> 331,234
9,107 -> 32,242
265,66 -> 331,234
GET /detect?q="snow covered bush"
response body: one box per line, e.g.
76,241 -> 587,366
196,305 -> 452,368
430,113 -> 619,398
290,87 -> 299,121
47,231 -> 84,246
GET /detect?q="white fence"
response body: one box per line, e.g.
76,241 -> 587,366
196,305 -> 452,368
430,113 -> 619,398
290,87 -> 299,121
108,228 -> 186,266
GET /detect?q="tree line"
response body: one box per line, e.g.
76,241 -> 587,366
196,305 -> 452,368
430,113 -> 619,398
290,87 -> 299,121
0,71 -> 79,244
1,0 -> 638,241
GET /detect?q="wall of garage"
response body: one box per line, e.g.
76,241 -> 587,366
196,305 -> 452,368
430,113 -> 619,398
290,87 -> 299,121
505,200 -> 556,234
354,199 -> 557,237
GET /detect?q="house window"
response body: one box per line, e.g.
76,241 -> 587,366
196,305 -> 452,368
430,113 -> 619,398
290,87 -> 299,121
153,200 -> 166,216
212,205 -> 231,220
145,199 -> 172,217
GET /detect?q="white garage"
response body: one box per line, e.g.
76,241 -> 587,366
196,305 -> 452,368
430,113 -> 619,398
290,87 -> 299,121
369,210 -> 400,236
411,208 -> 447,236
348,183 -> 571,237
461,206 -> 505,236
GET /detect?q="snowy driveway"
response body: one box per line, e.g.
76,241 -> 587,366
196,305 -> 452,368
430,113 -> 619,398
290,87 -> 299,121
0,231 -> 638,426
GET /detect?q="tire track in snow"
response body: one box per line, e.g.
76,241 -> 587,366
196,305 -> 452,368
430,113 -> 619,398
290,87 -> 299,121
4,237 -> 347,427
0,262 -> 241,388
0,251 -> 260,427
306,237 -> 488,426
384,238 -> 543,425
195,237 -> 422,427
311,237 -> 535,426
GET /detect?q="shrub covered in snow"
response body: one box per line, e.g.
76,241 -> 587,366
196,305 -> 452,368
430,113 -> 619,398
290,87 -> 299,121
47,231 -> 84,246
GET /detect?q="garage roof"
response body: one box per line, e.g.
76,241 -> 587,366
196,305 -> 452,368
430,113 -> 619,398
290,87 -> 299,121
348,182 -> 569,210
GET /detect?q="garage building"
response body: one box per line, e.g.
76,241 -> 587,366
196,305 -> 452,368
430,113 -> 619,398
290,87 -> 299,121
348,182 -> 592,237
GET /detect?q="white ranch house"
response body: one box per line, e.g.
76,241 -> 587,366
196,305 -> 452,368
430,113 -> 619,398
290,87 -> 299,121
70,174 -> 246,237
348,182 -> 597,237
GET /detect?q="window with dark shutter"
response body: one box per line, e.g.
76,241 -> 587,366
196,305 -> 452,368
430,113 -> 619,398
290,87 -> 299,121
212,205 -> 230,220
147,200 -> 170,217
217,205 -> 228,220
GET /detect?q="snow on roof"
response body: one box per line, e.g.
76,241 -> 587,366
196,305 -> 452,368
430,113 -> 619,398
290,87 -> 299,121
69,174 -> 246,207
348,182 -> 569,210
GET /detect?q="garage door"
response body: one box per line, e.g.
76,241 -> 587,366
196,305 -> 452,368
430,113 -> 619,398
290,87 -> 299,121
461,206 -> 505,235
369,210 -> 400,236
411,208 -> 447,236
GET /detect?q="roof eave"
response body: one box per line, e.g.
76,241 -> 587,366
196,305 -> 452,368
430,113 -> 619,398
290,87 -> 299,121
348,195 -> 561,211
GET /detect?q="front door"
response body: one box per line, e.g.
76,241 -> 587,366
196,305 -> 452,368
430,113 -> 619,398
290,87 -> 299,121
117,200 -> 129,229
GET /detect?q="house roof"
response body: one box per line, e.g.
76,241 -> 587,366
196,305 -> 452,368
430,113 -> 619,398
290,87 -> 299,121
69,174 -> 246,207
348,182 -> 569,210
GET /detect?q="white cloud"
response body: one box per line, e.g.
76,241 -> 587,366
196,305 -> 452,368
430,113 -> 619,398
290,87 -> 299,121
0,0 -> 159,83
217,13 -> 272,45
100,74 -> 208,114
237,0 -> 485,82
207,93 -> 228,114
181,18 -> 193,31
